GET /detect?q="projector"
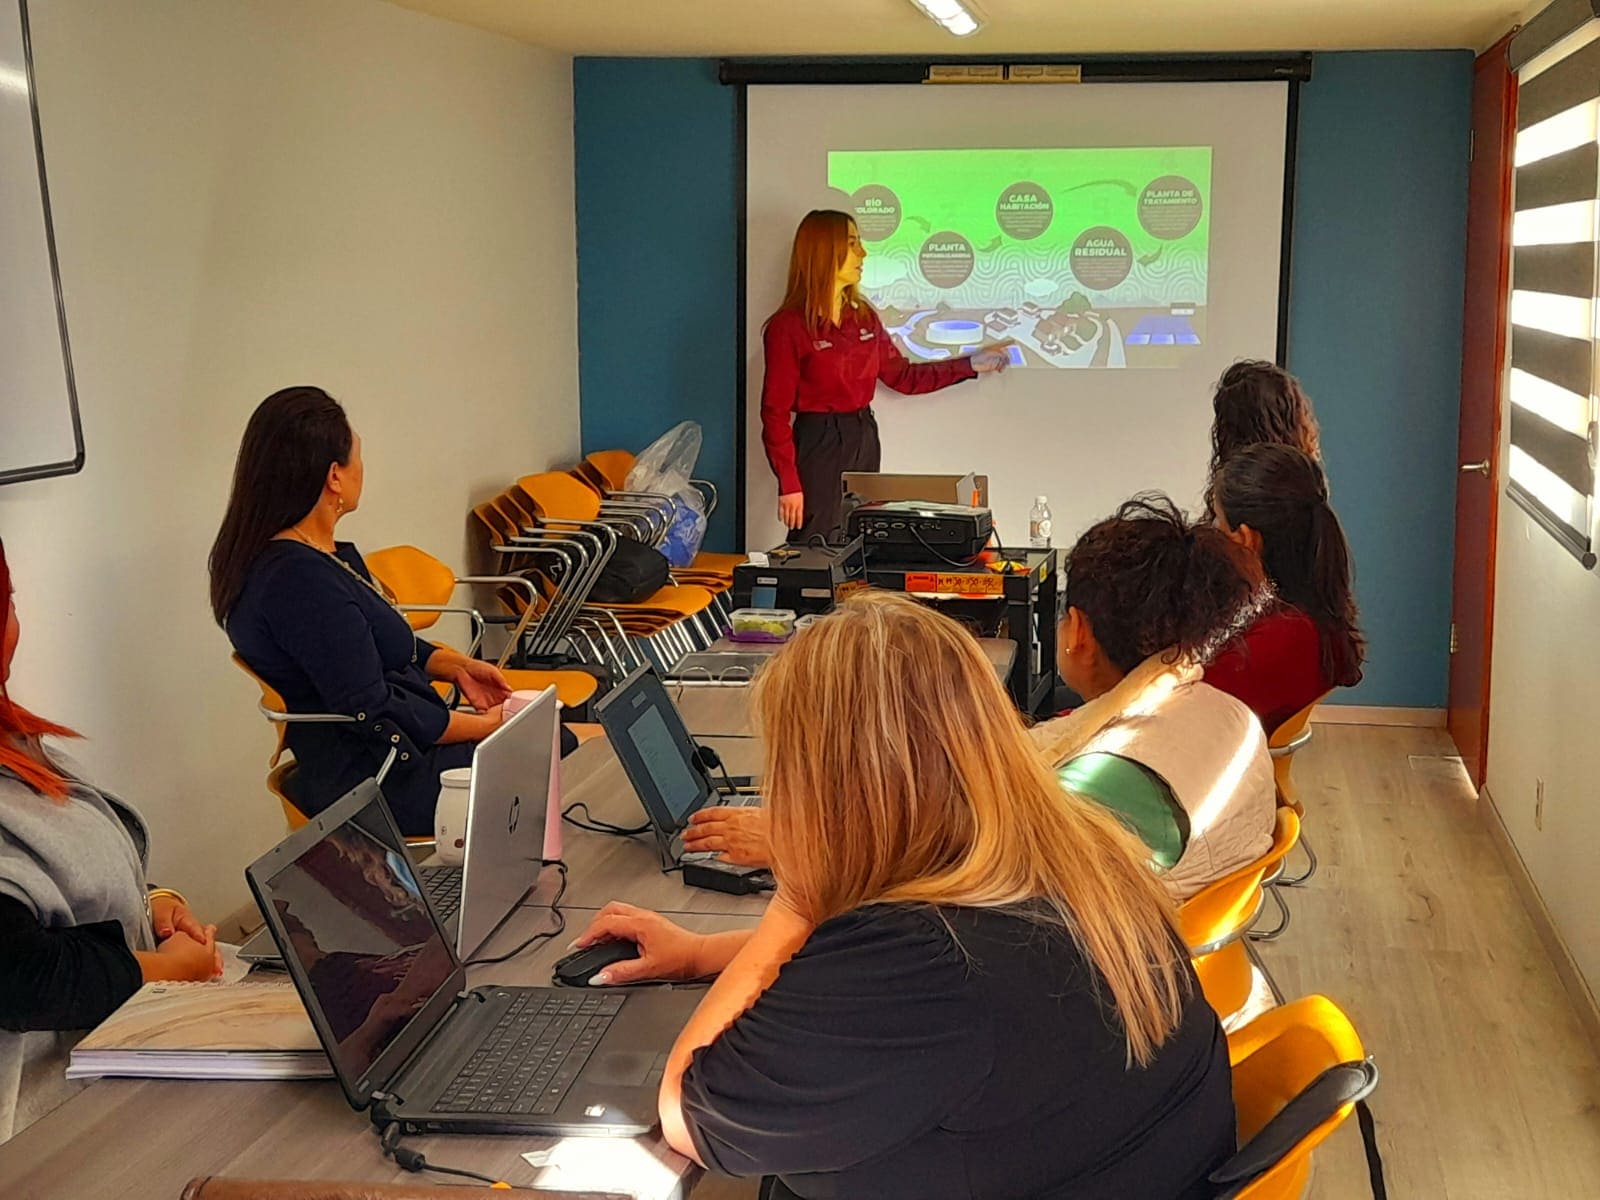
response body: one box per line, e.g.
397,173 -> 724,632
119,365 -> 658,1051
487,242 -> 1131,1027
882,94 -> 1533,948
846,500 -> 994,563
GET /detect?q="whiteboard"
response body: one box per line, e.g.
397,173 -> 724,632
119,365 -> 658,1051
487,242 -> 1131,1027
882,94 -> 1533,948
1,0 -> 83,486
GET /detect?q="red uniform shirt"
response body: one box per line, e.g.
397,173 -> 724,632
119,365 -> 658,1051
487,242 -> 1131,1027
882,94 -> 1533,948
1204,606 -> 1336,736
760,305 -> 977,494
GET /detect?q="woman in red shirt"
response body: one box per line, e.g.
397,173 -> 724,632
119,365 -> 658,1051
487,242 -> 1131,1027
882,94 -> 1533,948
761,210 -> 1011,541
1206,444 -> 1365,734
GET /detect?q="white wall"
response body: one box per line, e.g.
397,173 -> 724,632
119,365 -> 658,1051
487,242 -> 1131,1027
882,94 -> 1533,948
0,0 -> 579,918
1485,501 -> 1600,1001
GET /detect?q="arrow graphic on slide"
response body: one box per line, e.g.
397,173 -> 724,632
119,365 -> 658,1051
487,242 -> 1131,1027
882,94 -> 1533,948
1065,179 -> 1139,196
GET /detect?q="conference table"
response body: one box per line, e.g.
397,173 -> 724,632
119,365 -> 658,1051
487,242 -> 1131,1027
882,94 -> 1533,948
0,637 -> 1018,1199
0,727 -> 769,1200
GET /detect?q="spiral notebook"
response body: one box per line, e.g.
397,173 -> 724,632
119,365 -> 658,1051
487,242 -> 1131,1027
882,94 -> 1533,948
67,976 -> 332,1080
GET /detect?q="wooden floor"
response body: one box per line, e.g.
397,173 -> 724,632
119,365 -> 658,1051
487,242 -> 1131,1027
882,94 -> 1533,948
1261,724 -> 1600,1198
700,724 -> 1600,1199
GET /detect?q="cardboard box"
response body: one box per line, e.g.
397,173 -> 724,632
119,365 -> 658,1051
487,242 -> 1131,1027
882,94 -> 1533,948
841,472 -> 988,508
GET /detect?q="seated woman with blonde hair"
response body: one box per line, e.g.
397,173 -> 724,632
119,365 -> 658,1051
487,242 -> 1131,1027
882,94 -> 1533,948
1032,494 -> 1277,901
574,592 -> 1235,1199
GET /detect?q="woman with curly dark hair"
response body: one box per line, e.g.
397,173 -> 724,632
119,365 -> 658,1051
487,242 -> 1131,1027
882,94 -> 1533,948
1206,444 -> 1365,734
1032,495 -> 1276,900
1206,360 -> 1321,501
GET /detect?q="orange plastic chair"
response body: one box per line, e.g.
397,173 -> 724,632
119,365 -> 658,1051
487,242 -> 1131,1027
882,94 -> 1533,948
1179,807 -> 1300,1017
1271,691 -> 1330,886
1213,994 -> 1381,1198
573,451 -> 738,585
515,473 -> 717,629
232,654 -> 418,839
364,545 -> 598,711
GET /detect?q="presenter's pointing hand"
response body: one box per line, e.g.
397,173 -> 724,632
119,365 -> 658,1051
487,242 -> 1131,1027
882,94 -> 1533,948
778,492 -> 805,530
971,340 -> 1016,373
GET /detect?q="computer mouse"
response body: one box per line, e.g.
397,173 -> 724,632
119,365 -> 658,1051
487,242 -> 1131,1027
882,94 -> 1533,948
552,939 -> 641,987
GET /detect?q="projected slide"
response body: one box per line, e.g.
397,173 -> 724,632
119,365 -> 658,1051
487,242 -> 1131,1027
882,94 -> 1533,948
829,147 -> 1212,369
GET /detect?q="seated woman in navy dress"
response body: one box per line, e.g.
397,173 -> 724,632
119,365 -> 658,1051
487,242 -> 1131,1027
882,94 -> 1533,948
210,387 -> 574,836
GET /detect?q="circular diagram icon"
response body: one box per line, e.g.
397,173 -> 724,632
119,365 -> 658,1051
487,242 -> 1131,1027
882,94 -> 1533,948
851,185 -> 902,241
996,181 -> 1054,240
919,231 -> 976,288
1138,176 -> 1204,240
1070,226 -> 1133,290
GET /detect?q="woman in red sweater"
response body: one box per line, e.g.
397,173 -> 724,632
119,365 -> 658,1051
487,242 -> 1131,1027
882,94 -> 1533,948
761,210 -> 1011,541
1206,444 -> 1365,734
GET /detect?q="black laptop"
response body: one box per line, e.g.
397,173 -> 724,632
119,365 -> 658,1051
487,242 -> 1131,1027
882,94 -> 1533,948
594,666 -> 763,877
245,779 -> 701,1137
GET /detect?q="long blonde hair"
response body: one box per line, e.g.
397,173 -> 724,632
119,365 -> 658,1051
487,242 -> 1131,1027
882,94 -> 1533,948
753,592 -> 1190,1066
771,209 -> 866,336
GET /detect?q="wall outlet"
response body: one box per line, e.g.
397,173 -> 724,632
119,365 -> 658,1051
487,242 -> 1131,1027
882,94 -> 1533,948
1535,778 -> 1546,831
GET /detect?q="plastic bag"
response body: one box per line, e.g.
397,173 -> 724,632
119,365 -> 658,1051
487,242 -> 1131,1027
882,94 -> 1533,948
625,421 -> 707,568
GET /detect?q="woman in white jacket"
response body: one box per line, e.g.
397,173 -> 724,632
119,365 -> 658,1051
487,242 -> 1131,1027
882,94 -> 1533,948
1033,495 -> 1277,901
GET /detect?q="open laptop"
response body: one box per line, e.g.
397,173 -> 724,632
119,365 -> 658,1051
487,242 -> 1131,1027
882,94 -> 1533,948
242,688 -> 561,964
594,666 -> 764,879
246,779 -> 701,1136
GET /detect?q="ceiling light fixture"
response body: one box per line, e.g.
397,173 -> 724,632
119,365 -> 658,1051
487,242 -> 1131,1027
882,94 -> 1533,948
907,0 -> 983,38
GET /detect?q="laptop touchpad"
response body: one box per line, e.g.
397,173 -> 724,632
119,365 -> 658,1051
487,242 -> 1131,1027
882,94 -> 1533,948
586,1049 -> 658,1087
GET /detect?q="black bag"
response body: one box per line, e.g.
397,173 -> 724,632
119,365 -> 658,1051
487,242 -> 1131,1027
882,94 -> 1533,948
589,538 -> 670,604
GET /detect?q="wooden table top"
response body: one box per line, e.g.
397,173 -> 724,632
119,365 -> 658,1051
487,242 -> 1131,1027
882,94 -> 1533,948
0,717 -> 767,1200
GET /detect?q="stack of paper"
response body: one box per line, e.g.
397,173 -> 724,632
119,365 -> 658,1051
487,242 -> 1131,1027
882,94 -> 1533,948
67,976 -> 331,1080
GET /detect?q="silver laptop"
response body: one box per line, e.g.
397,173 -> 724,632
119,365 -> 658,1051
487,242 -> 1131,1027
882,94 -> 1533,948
241,687 -> 560,964
245,780 -> 699,1137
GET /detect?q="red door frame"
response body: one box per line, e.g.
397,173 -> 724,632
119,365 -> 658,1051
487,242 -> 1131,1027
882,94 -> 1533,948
1448,31 -> 1517,787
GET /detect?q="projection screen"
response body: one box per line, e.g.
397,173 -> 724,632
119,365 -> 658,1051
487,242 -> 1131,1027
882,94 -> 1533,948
743,80 -> 1292,549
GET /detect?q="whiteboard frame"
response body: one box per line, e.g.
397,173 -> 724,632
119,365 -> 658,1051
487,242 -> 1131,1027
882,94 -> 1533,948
1,0 -> 84,487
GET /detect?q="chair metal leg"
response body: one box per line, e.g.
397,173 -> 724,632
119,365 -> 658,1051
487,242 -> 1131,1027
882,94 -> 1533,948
1277,830 -> 1319,888
1243,937 -> 1285,1005
1248,885 -> 1292,943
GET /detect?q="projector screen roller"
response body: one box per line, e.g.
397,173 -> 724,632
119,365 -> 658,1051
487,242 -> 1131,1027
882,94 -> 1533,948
743,81 -> 1291,552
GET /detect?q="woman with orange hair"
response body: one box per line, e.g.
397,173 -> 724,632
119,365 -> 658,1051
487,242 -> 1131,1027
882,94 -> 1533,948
761,209 -> 1011,541
0,538 -> 221,1142
573,593 -> 1234,1199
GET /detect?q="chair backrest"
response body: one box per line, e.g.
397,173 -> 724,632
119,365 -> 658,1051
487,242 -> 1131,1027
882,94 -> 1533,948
517,471 -> 602,523
1268,691 -> 1331,813
585,449 -> 635,492
268,760 -> 309,830
232,653 -> 290,763
1178,807 -> 1301,952
1226,994 -> 1369,1198
365,545 -> 455,631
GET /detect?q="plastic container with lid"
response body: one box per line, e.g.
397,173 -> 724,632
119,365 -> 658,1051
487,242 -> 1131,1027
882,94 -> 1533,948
727,607 -> 798,643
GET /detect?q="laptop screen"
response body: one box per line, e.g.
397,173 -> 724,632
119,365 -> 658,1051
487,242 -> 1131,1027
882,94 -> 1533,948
597,668 -> 709,835
257,790 -> 458,1088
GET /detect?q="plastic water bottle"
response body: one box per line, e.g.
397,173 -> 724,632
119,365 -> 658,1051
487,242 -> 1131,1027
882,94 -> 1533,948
1029,496 -> 1053,549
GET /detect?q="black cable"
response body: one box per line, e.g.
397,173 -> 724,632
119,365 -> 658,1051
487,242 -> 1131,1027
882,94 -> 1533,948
911,526 -> 985,568
463,861 -> 568,967
379,1122 -> 506,1187
562,801 -> 649,837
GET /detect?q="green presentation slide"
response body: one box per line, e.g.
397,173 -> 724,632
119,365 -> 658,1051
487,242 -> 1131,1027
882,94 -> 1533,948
829,147 -> 1212,369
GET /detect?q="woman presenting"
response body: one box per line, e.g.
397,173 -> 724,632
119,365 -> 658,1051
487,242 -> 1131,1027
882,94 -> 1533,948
761,209 -> 1011,542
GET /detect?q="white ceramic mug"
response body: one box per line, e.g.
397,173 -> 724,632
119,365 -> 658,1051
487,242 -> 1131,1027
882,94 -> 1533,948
434,767 -> 472,866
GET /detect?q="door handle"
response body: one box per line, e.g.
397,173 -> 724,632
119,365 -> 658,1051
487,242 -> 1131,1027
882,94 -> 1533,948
1460,460 -> 1491,476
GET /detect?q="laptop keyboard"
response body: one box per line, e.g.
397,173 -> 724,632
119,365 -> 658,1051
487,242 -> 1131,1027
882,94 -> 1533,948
434,990 -> 626,1116
421,866 -> 462,924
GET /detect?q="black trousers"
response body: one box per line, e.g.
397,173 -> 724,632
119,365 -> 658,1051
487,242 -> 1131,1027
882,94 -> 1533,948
789,408 -> 881,544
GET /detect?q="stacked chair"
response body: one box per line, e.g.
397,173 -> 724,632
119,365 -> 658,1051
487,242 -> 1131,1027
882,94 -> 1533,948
362,544 -> 600,712
466,464 -> 729,681
572,448 -> 744,594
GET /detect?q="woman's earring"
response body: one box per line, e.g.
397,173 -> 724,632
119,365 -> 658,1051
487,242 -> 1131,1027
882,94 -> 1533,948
334,495 -> 345,516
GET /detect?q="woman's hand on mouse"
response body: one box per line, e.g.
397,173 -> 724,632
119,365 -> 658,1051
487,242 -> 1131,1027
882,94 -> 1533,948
572,903 -> 710,986
683,806 -> 771,868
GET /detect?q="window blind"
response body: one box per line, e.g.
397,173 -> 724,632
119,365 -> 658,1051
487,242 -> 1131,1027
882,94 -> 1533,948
1509,2 -> 1600,568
